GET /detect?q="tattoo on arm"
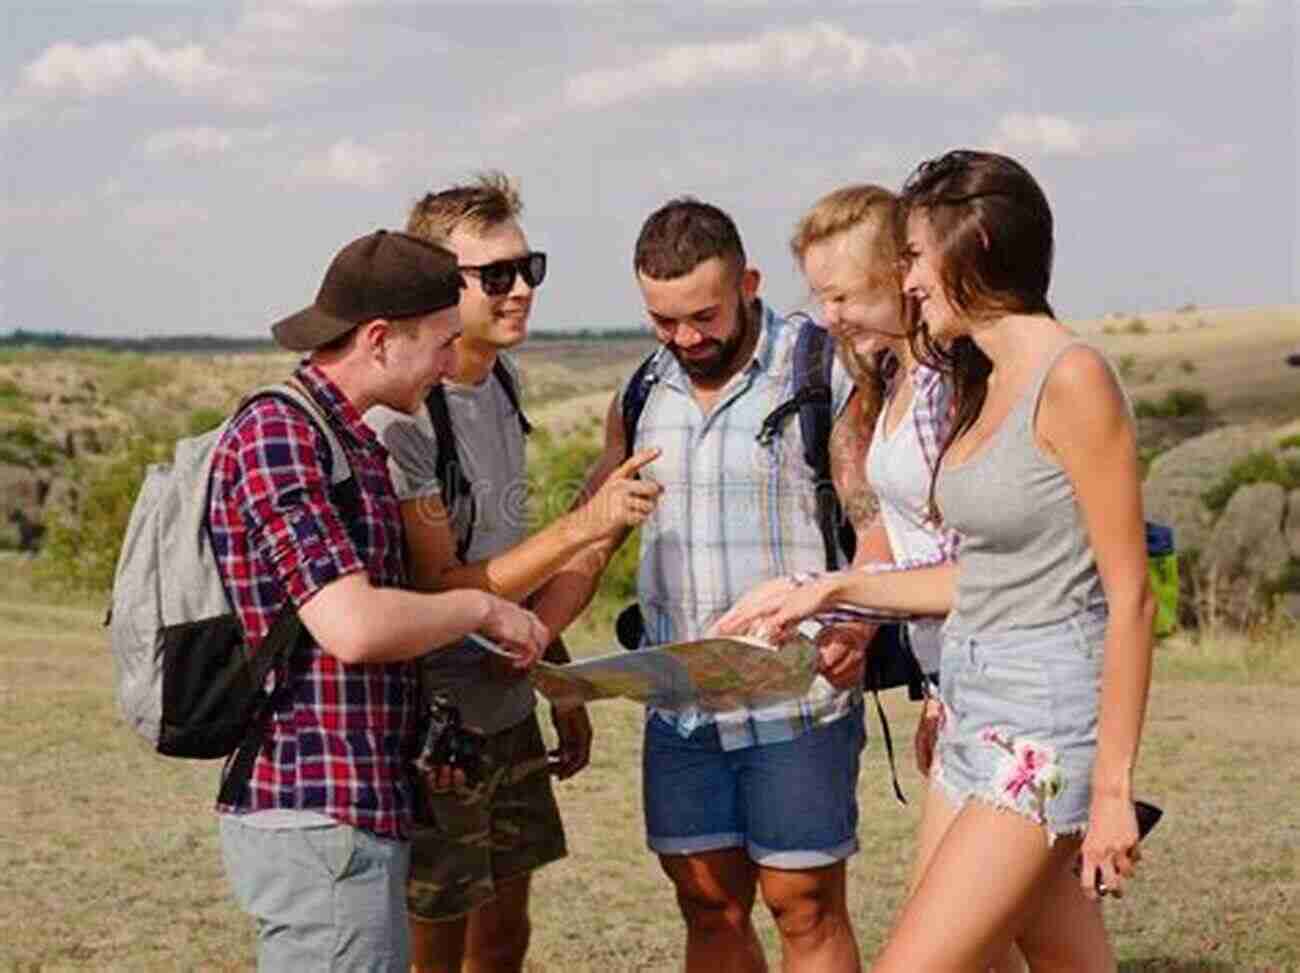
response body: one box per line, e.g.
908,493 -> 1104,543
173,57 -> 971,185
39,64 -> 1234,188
830,406 -> 878,533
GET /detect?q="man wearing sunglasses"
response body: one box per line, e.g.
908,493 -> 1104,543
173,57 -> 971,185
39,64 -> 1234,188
365,172 -> 661,973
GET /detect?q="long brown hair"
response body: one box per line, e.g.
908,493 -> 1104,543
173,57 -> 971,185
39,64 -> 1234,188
899,150 -> 1056,522
790,184 -> 914,431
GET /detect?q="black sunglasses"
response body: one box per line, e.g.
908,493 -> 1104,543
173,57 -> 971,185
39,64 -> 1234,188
458,252 -> 547,297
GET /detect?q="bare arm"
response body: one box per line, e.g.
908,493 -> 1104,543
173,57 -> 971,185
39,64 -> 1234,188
296,572 -> 549,666
1039,347 -> 1154,895
821,393 -> 889,683
530,392 -> 639,636
399,445 -> 659,605
829,392 -> 883,557
1043,348 -> 1153,792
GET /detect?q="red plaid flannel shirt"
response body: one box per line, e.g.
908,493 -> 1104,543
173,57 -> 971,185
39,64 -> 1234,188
207,363 -> 420,838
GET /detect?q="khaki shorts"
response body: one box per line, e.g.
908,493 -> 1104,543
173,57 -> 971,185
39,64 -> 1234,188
408,712 -> 567,921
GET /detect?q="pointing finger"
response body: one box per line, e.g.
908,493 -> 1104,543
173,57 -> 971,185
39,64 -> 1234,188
609,447 -> 662,481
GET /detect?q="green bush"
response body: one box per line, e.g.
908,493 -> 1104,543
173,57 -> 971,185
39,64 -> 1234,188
34,433 -> 170,594
1263,559 -> 1300,597
187,407 -> 225,437
1201,450 -> 1300,516
1125,317 -> 1149,336
1117,354 -> 1138,380
0,378 -> 29,410
527,427 -> 639,609
1134,387 -> 1210,419
97,353 -> 173,403
0,421 -> 62,467
1279,434 -> 1300,450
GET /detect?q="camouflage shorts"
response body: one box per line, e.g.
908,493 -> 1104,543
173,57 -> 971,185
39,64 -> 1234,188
407,712 -> 567,921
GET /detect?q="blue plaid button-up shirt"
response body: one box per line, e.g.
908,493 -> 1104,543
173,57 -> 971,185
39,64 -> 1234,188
627,302 -> 859,750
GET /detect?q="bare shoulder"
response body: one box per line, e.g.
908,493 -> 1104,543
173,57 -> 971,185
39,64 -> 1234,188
1042,343 -> 1124,412
1038,342 -> 1132,460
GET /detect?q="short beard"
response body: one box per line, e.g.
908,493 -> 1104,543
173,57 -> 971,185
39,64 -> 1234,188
671,294 -> 756,382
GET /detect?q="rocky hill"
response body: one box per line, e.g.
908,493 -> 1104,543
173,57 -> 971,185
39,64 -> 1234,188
2,306 -> 1296,623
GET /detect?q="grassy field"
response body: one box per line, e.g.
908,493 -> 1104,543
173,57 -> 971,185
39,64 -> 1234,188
2,304 -> 1298,970
1,556 -> 1296,972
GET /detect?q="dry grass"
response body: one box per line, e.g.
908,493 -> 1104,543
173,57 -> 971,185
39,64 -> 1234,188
1078,306 -> 1300,425
3,307 -> 1298,969
1,557 -> 1297,972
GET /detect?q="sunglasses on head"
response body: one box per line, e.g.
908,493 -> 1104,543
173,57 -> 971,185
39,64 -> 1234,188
458,251 -> 547,297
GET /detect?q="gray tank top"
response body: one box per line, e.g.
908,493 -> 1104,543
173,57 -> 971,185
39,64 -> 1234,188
935,341 -> 1107,634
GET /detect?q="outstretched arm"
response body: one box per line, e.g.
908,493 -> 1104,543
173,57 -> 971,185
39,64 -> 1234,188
530,392 -> 642,637
297,573 -> 549,667
399,445 -> 660,604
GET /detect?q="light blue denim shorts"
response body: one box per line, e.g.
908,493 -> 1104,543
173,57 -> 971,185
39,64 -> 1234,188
932,606 -> 1107,842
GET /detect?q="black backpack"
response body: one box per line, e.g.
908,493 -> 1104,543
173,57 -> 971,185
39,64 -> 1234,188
622,313 -> 856,569
424,358 -> 532,562
620,314 -> 925,800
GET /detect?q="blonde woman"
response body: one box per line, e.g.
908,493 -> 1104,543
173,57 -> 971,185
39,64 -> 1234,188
719,151 -> 1153,970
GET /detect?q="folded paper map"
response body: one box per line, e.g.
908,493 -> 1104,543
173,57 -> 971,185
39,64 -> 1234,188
469,633 -> 821,711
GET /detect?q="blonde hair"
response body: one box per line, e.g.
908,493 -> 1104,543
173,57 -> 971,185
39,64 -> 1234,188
790,184 -> 903,286
790,184 -> 912,416
406,170 -> 523,243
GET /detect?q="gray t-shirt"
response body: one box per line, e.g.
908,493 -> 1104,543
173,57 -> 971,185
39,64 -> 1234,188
364,354 -> 535,734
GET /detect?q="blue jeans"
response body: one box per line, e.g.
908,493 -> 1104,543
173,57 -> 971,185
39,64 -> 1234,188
219,816 -> 410,971
643,706 -> 865,869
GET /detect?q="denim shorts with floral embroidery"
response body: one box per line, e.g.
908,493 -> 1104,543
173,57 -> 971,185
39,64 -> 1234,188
931,605 -> 1107,842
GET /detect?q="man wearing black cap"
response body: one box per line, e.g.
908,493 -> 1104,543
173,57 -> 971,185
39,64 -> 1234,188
208,229 -> 551,971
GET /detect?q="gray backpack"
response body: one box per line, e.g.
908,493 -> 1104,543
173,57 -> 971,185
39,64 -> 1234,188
109,378 -> 351,799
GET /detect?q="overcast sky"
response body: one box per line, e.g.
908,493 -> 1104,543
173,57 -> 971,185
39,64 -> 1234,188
2,1 -> 1296,339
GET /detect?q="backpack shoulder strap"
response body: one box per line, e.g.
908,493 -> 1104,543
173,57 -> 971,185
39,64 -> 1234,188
242,379 -> 352,486
794,318 -> 845,569
754,315 -> 846,568
492,358 -> 533,437
424,384 -> 475,562
790,313 -> 836,472
620,350 -> 663,460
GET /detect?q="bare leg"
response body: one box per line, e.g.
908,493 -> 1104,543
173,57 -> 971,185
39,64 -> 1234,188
758,862 -> 860,973
1013,844 -> 1114,973
871,802 -> 1083,973
660,849 -> 767,973
409,914 -> 468,973
463,874 -> 533,973
903,786 -> 1026,973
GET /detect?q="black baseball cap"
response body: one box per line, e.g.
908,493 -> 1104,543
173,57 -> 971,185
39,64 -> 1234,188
271,229 -> 464,351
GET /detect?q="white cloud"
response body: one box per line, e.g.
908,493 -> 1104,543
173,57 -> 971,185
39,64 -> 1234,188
21,37 -> 229,99
563,23 -> 1008,110
988,113 -> 1171,158
1178,142 -> 1246,172
137,125 -> 275,160
1177,0 -> 1281,60
980,0 -> 1043,9
14,1 -> 395,112
294,138 -> 388,188
121,199 -> 211,230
